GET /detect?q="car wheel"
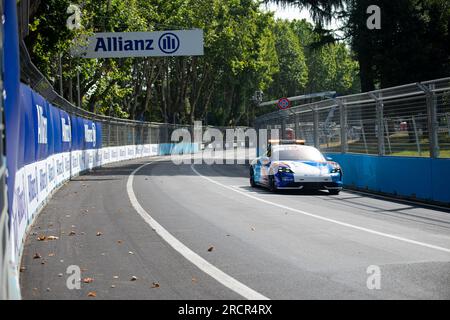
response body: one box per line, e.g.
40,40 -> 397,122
329,189 -> 340,195
249,167 -> 256,188
269,175 -> 278,193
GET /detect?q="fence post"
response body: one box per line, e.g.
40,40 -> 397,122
418,83 -> 439,158
338,99 -> 348,153
281,115 -> 286,140
313,106 -> 319,149
294,113 -> 300,140
369,92 -> 385,156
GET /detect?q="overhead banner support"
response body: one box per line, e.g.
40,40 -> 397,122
72,29 -> 204,58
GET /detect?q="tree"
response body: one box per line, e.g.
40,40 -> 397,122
269,0 -> 450,90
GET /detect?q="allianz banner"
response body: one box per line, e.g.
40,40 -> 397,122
72,29 -> 204,58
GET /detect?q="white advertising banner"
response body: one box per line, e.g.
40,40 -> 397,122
73,29 -> 204,58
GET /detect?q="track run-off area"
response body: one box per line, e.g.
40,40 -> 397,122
20,155 -> 450,299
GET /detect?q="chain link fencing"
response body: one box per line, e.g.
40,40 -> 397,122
255,78 -> 450,159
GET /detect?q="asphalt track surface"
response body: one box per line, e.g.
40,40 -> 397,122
20,156 -> 450,299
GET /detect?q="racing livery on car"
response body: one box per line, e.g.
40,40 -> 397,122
250,140 -> 343,194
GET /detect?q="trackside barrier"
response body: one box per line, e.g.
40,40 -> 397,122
4,83 -> 178,299
326,153 -> 450,205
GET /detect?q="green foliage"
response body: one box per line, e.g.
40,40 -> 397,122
25,0 -> 360,125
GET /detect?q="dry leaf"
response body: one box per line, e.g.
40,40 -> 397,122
37,235 -> 46,241
33,253 -> 42,259
69,231 -> 76,236
117,240 -> 123,244
48,253 -> 55,257
58,273 -> 63,277
96,232 -> 102,236
83,277 -> 94,283
128,251 -> 134,255
130,276 -> 138,281
191,277 -> 197,283
87,291 -> 97,297
151,282 -> 160,288
20,266 -> 26,272
111,285 -> 116,288
46,236 -> 59,240
207,246 -> 214,252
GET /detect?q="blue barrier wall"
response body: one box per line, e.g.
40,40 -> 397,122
327,153 -> 450,205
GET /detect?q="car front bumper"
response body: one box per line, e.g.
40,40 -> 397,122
274,172 -> 343,190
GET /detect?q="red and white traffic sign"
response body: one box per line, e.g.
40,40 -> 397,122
277,97 -> 291,110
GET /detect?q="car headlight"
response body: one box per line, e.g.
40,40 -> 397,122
278,167 -> 293,173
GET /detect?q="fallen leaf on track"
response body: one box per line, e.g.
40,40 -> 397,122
207,246 -> 214,252
33,253 -> 42,259
46,236 -> 59,240
130,276 -> 138,281
83,277 -> 94,283
151,282 -> 160,288
37,235 -> 46,241
48,253 -> 55,257
20,267 -> 26,272
69,231 -> 76,236
87,291 -> 97,297
96,232 -> 102,236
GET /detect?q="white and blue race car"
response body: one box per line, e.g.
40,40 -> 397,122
250,140 -> 343,194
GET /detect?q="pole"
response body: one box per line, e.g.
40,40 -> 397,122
58,52 -> 63,96
77,67 -> 81,108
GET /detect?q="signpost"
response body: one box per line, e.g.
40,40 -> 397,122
72,29 -> 204,58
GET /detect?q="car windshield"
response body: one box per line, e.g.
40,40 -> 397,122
272,146 -> 325,162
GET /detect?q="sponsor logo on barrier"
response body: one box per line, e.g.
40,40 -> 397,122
57,159 -> 64,176
61,117 -> 72,142
48,162 -> 55,183
84,123 -> 96,147
13,174 -> 28,255
28,172 -> 38,202
65,157 -> 70,172
39,168 -> 48,192
36,104 -> 48,144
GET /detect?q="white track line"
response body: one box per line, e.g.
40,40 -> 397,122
127,161 -> 269,300
191,164 -> 450,254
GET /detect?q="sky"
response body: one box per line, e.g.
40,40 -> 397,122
262,3 -> 314,22
261,2 -> 343,32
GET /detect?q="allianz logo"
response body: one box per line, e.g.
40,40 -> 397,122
94,36 -> 154,52
61,117 -> 71,142
84,123 -> 97,146
36,104 -> 48,144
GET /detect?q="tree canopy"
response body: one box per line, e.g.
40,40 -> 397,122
25,0 -> 361,125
